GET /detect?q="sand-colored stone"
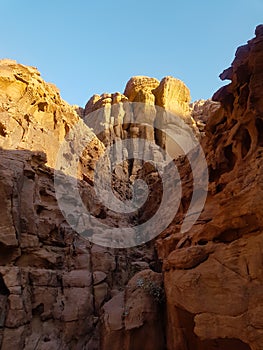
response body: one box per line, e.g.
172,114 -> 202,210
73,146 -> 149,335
0,59 -> 104,184
154,76 -> 191,116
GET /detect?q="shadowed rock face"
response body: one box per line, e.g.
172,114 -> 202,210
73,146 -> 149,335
156,25 -> 263,350
0,25 -> 262,350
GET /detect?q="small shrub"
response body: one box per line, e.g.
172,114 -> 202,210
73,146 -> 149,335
136,277 -> 165,303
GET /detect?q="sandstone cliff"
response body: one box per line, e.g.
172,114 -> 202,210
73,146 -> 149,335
0,60 -> 168,349
0,25 -> 262,350
156,24 -> 263,350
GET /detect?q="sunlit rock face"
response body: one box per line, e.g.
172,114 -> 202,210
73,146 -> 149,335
84,75 -> 196,166
0,25 -> 262,350
0,60 -> 192,349
0,59 -> 78,164
0,59 -> 104,185
157,25 -> 263,350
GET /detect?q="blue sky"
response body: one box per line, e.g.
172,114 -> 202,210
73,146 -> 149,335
1,0 -> 262,106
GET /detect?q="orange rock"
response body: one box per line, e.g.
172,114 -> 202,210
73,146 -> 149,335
158,25 -> 263,350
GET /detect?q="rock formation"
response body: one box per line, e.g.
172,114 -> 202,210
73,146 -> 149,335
0,25 -> 262,350
156,24 -> 263,350
0,60 -> 166,349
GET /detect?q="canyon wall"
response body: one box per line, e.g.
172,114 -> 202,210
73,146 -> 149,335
0,60 -> 169,350
0,63 -> 196,348
0,25 -> 262,350
156,24 -> 263,350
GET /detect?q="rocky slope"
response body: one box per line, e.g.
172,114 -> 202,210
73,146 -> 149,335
0,25 -> 262,350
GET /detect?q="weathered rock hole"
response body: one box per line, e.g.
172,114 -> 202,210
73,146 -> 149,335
234,126 -> 252,158
0,122 -> 7,137
32,303 -> 44,315
230,118 -> 238,127
209,144 -> 237,182
97,208 -> 107,219
0,243 -> 18,265
224,144 -> 236,171
197,239 -> 208,246
210,116 -> 227,134
215,183 -> 226,193
213,228 -> 241,243
36,205 -> 45,215
38,102 -> 48,112
0,274 -> 9,296
208,166 -> 218,183
24,114 -> 31,123
256,117 -> 263,146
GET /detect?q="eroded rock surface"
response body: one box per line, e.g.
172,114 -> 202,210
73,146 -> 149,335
0,61 -> 170,349
0,146 -> 163,349
0,59 -> 104,184
157,25 -> 263,350
0,25 -> 263,350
